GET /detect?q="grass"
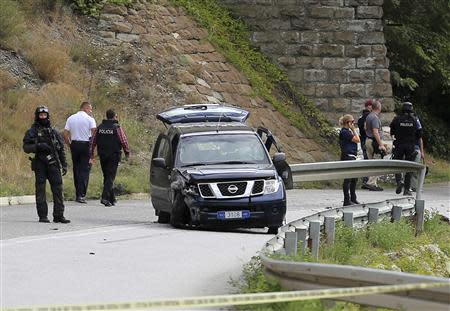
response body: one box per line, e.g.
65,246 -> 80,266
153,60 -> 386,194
0,1 -> 157,198
0,0 -> 25,46
276,215 -> 450,277
28,45 -> 70,82
424,155 -> 450,184
235,214 -> 449,310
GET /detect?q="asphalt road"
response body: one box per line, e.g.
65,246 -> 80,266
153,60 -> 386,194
1,184 -> 449,309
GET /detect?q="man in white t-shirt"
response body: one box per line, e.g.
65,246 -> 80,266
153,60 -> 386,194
64,101 -> 96,203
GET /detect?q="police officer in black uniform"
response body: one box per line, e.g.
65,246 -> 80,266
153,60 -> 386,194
23,106 -> 70,223
90,109 -> 130,207
389,102 -> 422,196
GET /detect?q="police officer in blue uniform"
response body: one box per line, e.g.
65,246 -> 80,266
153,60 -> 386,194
90,109 -> 130,207
23,106 -> 70,223
390,102 -> 422,196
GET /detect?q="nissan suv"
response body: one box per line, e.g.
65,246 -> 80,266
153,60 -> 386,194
150,104 -> 292,234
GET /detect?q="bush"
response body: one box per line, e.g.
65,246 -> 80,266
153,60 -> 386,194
0,70 -> 18,91
0,0 -> 25,44
28,46 -> 70,82
71,0 -> 133,16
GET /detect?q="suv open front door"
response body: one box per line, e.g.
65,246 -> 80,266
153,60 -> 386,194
150,134 -> 172,213
257,127 -> 293,190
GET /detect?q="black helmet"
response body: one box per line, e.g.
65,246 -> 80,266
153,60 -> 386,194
34,106 -> 51,126
402,102 -> 413,113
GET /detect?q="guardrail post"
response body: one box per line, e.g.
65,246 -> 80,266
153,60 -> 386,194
415,200 -> 425,235
285,231 -> 297,256
368,207 -> 379,224
343,212 -> 354,227
324,217 -> 335,245
416,167 -> 426,201
296,228 -> 307,256
309,221 -> 320,260
392,206 -> 402,222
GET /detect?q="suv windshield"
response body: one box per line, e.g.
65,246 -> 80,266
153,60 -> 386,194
176,133 -> 270,167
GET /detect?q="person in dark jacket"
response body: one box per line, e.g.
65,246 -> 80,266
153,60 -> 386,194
357,100 -> 372,189
89,109 -> 130,207
390,102 -> 422,196
339,114 -> 361,206
23,106 -> 70,223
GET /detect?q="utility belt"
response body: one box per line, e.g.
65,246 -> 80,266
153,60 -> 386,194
29,154 -> 58,171
71,140 -> 90,144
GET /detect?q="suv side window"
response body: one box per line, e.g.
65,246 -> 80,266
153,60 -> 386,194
157,138 -> 169,159
153,134 -> 171,164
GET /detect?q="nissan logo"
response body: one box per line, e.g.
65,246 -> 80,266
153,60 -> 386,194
228,185 -> 238,194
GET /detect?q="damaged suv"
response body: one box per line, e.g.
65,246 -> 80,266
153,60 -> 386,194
150,104 -> 292,234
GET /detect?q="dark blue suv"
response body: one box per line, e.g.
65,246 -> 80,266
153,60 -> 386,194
150,104 -> 292,234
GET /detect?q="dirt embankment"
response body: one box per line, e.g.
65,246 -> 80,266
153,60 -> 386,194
1,0 -> 334,164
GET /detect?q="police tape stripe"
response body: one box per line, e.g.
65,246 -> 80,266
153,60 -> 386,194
4,282 -> 447,311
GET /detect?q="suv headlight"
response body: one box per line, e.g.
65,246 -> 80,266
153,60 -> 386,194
264,179 -> 280,194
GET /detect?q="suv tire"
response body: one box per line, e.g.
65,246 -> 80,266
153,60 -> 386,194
157,211 -> 171,224
170,193 -> 189,228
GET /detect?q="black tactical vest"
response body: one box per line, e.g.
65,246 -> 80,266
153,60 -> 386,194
394,114 -> 417,145
96,119 -> 122,156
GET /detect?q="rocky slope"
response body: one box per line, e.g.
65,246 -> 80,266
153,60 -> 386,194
3,0 -> 334,163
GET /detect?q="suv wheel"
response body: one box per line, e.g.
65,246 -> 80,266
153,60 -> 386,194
267,226 -> 279,235
170,193 -> 189,228
157,211 -> 170,224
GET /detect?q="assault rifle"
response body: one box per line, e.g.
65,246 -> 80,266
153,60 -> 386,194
43,127 -> 64,174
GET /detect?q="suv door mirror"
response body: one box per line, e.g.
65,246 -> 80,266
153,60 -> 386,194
152,158 -> 167,168
272,152 -> 286,163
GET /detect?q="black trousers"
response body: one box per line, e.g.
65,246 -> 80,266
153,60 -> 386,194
100,153 -> 120,203
393,143 -> 416,190
70,141 -> 91,198
34,159 -> 65,219
341,154 -> 357,203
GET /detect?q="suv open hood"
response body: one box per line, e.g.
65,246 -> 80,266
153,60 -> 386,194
182,164 -> 276,182
157,104 -> 249,125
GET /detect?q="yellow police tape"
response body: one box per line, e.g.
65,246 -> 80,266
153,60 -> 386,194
4,282 -> 448,311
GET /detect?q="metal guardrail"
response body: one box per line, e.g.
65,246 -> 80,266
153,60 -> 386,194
260,159 -> 450,310
289,159 -> 426,200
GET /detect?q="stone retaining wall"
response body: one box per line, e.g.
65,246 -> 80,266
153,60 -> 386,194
220,0 -> 394,124
95,0 -> 334,162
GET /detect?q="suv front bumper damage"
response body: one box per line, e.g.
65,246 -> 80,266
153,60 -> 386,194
184,189 -> 286,229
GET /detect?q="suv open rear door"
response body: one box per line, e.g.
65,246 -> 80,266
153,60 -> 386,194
156,104 -> 250,125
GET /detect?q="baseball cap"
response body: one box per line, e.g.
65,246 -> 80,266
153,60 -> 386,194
364,100 -> 373,108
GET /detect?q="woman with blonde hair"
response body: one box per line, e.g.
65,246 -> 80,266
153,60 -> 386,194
339,114 -> 361,206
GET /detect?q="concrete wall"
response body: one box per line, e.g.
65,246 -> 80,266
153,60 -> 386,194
219,0 -> 394,124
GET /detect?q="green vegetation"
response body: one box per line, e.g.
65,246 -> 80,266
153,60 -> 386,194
235,214 -> 449,310
277,215 -> 450,277
0,1 -> 153,198
170,0 -> 337,144
71,0 -> 133,16
384,0 -> 450,159
0,0 -> 25,46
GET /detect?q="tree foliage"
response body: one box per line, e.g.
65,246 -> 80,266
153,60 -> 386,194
384,0 -> 450,158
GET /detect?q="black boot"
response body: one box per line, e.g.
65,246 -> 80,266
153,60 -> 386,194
39,217 -> 50,223
54,216 -> 71,223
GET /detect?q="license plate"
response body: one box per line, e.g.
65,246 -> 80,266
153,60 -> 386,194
217,210 -> 250,220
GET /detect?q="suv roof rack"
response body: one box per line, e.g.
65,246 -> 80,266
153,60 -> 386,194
156,104 -> 250,125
